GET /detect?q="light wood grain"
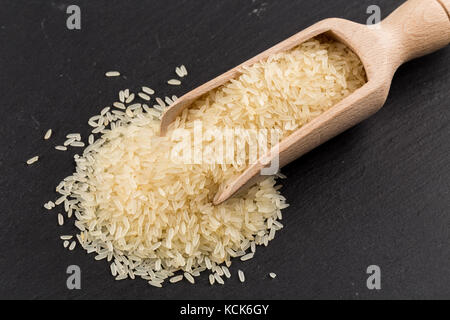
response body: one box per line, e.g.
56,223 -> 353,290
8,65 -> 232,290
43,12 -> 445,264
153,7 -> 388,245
159,0 -> 450,205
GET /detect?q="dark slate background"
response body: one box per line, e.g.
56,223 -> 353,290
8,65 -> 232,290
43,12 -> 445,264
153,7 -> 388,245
0,0 -> 449,300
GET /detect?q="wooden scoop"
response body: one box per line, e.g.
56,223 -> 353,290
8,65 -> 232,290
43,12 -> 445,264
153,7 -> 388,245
160,0 -> 450,205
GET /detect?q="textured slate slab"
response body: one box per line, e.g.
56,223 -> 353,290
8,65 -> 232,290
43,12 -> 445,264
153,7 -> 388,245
0,0 -> 448,299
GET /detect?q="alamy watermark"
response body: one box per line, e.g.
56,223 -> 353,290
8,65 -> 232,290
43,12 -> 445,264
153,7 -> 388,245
366,265 -> 381,290
366,5 -> 381,29
66,5 -> 81,30
66,265 -> 81,290
169,121 -> 281,175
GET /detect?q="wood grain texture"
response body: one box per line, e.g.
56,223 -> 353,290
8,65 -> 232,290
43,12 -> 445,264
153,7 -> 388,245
0,0 -> 449,300
382,0 -> 450,64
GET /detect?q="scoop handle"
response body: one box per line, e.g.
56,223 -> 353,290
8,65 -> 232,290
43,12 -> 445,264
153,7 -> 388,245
382,0 -> 450,66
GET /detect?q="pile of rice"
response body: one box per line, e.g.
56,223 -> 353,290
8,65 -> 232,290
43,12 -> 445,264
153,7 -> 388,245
54,36 -> 366,286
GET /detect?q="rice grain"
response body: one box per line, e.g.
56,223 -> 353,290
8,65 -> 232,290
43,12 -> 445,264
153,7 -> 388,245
138,93 -> 151,101
167,79 -> 181,85
105,71 -> 120,77
58,213 -> 64,226
113,102 -> 126,110
142,87 -> 155,95
69,241 -> 76,251
169,275 -> 184,283
44,129 -> 52,140
27,156 -> 39,165
184,272 -> 195,284
238,270 -> 245,283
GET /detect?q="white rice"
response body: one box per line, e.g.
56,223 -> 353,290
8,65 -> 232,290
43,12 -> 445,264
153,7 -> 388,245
64,138 -> 76,146
205,257 -> 212,270
113,102 -> 126,110
100,107 -> 110,116
44,129 -> 52,140
128,103 -> 141,111
175,67 -> 184,78
138,93 -> 151,101
176,65 -> 188,77
55,146 -> 67,151
44,201 -> 55,210
240,253 -> 254,261
184,272 -> 195,284
27,156 -> 39,165
181,65 -> 188,76
70,141 -> 85,148
142,87 -> 155,95
110,263 -> 117,276
167,79 -> 181,85
209,274 -> 215,285
66,133 -> 81,141
55,196 -> 66,205
222,266 -> 231,279
155,97 -> 166,108
92,126 -> 105,134
269,272 -> 277,279
125,108 -> 134,118
58,213 -> 64,226
238,270 -> 245,283
63,241 -> 70,248
215,266 -> 224,276
169,275 -> 184,283
105,71 -> 120,77
69,241 -> 76,251
125,93 -> 135,104
165,96 -> 174,106
214,273 -> 224,285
